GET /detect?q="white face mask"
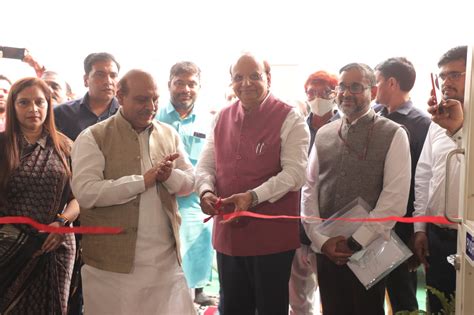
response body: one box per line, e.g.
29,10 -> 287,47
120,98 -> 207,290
308,97 -> 335,116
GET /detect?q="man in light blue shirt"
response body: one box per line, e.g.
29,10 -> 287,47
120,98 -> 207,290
156,61 -> 216,306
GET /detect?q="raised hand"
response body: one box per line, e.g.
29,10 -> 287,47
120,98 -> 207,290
427,96 -> 463,135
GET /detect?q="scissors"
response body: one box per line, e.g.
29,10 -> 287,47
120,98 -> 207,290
203,197 -> 222,223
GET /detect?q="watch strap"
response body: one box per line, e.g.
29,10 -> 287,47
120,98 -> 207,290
248,190 -> 259,208
347,236 -> 363,252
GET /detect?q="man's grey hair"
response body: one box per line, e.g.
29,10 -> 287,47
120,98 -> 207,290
339,63 -> 376,86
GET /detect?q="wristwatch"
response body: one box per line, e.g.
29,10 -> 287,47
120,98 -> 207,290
347,236 -> 363,252
248,190 -> 259,208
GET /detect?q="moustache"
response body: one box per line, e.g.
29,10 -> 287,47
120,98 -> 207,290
442,85 -> 457,92
140,110 -> 156,116
340,96 -> 356,103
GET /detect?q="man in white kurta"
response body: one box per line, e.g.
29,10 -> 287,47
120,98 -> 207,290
71,70 -> 196,315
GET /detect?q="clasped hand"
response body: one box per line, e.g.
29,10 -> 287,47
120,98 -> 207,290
144,153 -> 180,188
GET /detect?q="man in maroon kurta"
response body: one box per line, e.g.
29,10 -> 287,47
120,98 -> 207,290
196,52 -> 309,315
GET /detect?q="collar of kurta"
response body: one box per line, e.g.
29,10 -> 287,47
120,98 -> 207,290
342,108 -> 376,127
344,108 -> 375,126
233,92 -> 273,122
117,108 -> 154,135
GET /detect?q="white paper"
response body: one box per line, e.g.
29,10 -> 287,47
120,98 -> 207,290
316,197 -> 371,237
348,232 -> 412,290
316,197 -> 413,290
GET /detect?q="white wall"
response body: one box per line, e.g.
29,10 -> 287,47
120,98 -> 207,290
1,0 -> 472,112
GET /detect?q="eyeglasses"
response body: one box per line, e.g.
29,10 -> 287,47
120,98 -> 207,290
336,82 -> 371,94
306,88 -> 336,99
232,72 -> 265,83
437,71 -> 466,82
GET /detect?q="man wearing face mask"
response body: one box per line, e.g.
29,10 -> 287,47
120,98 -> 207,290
304,71 -> 340,152
289,70 -> 339,315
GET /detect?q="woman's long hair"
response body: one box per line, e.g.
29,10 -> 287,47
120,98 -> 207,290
0,77 -> 71,195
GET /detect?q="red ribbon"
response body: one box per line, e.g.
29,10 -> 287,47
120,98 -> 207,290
205,210 -> 455,225
0,216 -> 123,234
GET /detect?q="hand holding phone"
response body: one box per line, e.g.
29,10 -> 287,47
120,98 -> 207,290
430,73 -> 444,114
0,46 -> 26,60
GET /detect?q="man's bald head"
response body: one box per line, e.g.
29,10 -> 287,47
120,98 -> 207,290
229,52 -> 272,110
117,69 -> 159,132
229,52 -> 271,78
118,69 -> 156,96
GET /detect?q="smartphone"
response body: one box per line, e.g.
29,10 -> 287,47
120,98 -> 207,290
0,46 -> 26,60
430,73 -> 444,114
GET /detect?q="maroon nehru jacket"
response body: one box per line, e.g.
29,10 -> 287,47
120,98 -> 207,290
213,94 -> 300,256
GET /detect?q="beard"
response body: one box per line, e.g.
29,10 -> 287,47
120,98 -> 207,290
337,96 -> 368,119
442,85 -> 464,103
171,93 -> 196,112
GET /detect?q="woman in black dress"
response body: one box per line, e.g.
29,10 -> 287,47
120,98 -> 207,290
0,77 -> 79,314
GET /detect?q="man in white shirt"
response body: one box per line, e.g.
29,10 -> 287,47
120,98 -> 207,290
302,63 -> 411,315
413,45 -> 467,314
71,69 -> 196,315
